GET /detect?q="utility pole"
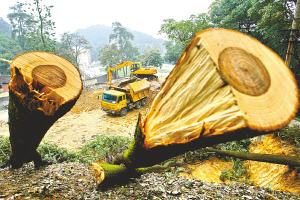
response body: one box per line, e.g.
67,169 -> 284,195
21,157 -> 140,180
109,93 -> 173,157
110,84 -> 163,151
285,0 -> 300,66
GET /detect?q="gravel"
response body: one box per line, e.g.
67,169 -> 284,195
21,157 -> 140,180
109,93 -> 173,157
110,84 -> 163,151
0,162 -> 299,199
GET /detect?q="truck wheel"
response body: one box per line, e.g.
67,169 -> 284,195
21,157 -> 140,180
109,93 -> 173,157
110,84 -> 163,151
135,101 -> 142,109
141,98 -> 147,106
119,108 -> 127,116
148,76 -> 154,81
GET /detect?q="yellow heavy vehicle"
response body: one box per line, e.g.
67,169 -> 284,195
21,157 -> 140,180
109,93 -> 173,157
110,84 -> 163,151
107,61 -> 157,85
101,79 -> 150,116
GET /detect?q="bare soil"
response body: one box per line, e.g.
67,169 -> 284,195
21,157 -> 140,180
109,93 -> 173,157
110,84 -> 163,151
0,77 -> 165,151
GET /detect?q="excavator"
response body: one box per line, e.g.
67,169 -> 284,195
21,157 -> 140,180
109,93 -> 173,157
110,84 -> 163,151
107,61 -> 157,85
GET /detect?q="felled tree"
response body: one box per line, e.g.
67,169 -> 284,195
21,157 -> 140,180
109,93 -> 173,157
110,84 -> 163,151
93,28 -> 299,185
1,51 -> 82,169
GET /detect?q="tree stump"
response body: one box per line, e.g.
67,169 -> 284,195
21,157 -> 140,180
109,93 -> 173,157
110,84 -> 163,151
113,28 -> 299,168
5,51 -> 82,169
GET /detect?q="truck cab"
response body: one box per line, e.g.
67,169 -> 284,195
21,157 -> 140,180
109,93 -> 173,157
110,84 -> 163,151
101,90 -> 127,116
101,79 -> 150,116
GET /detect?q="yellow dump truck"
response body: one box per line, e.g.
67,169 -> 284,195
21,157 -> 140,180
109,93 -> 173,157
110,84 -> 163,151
101,79 -> 150,116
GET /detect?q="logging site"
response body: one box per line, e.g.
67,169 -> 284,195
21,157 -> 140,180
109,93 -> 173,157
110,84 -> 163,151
0,28 -> 300,200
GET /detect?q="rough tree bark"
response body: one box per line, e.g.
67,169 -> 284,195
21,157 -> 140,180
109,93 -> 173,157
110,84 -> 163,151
93,28 -> 299,186
93,161 -> 182,187
285,0 -> 300,66
2,51 -> 82,169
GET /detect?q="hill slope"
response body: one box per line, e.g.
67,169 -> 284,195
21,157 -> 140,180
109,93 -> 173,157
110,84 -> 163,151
75,24 -> 166,54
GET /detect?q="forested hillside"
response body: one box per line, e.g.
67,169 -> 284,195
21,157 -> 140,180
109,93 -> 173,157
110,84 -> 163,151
0,17 -> 11,36
75,24 -> 166,58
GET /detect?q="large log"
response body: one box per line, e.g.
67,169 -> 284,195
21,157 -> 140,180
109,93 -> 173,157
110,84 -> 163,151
94,28 -> 299,185
2,52 -> 82,169
93,161 -> 182,187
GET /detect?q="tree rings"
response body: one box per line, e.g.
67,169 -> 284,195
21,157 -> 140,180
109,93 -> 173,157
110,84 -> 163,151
218,47 -> 270,96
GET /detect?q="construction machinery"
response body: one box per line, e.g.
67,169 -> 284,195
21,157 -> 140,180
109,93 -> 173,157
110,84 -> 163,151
107,61 -> 157,85
101,78 -> 150,116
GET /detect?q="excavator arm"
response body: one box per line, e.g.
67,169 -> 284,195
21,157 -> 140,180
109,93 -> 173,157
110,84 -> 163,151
107,61 -> 133,86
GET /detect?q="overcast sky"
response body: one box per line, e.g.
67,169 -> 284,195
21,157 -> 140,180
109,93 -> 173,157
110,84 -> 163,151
0,0 -> 214,39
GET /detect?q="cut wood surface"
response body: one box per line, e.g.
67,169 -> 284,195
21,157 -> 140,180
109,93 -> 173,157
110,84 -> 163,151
142,28 -> 299,149
4,51 -> 82,169
112,28 -> 299,170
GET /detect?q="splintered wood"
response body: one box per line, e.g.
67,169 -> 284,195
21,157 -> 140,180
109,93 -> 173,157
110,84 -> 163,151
6,51 -> 82,169
141,28 -> 299,149
9,52 -> 82,116
142,38 -> 246,149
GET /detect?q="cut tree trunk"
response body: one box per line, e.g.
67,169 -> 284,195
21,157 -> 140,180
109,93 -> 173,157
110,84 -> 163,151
3,52 -> 82,169
93,161 -> 182,187
94,28 -> 299,185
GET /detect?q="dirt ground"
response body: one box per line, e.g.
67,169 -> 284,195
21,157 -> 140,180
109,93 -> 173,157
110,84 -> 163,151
0,75 -> 299,195
0,76 -> 166,151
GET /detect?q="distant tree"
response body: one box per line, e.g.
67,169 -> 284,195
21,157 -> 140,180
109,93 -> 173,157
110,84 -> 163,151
59,32 -> 92,68
163,41 -> 183,64
159,13 -> 213,48
0,17 -> 12,36
122,42 -> 139,61
24,0 -> 56,52
108,22 -> 139,75
139,46 -> 163,69
0,30 -> 22,75
99,43 -> 122,70
109,22 -> 135,62
7,3 -> 32,52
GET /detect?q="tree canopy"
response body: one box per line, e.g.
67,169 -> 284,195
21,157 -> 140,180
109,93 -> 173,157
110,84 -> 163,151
139,46 -> 163,68
99,22 -> 139,70
0,30 -> 22,75
58,32 -> 92,68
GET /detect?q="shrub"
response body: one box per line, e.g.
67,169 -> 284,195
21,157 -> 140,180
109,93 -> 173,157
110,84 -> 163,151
274,125 -> 300,156
0,136 -> 11,165
0,135 -> 132,166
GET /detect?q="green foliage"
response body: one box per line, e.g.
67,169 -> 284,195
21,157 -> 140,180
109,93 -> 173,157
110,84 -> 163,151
80,135 -> 132,162
7,3 -> 33,52
0,135 -> 132,166
210,0 -> 248,30
37,141 -> 80,163
163,41 -> 184,64
108,22 -> 139,62
75,24 -> 165,62
57,32 -> 92,67
0,17 -> 12,35
0,136 -> 11,165
139,46 -> 163,68
99,44 -> 122,69
0,29 -> 22,75
274,125 -> 300,156
99,22 -> 139,68
220,158 -> 250,182
214,139 -> 251,154
159,13 -> 213,48
6,0 -> 57,52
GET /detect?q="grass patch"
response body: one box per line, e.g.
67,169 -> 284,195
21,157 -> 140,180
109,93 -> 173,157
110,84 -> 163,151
0,135 -> 132,166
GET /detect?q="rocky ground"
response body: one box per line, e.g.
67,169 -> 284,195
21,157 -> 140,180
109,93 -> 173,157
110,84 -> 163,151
0,162 -> 299,200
